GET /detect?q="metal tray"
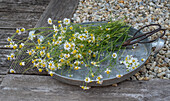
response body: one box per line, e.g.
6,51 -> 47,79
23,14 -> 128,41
52,22 -> 165,86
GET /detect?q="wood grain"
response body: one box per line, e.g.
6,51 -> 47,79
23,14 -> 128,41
0,74 -> 169,101
0,0 -> 50,74
8,0 -> 79,75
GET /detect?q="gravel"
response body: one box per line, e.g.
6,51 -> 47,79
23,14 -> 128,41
72,0 -> 170,80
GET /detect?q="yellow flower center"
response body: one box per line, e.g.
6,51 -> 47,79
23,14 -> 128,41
88,50 -> 91,53
132,66 -> 135,69
85,78 -> 89,82
112,54 -> 116,57
132,60 -> 135,62
11,55 -> 14,58
66,44 -> 69,48
66,19 -> 69,22
50,73 -> 53,76
58,21 -> 61,23
106,71 -> 110,74
20,28 -> 25,32
8,57 -> 10,60
97,77 -> 101,80
19,45 -> 22,48
16,30 -> 19,33
49,63 -> 52,66
72,50 -> 77,54
7,38 -> 11,41
60,59 -> 64,62
13,46 -> 17,49
47,53 -> 50,58
80,45 -> 83,48
70,27 -> 73,30
29,52 -> 32,55
11,70 -> 14,73
80,36 -> 83,38
39,69 -> 42,72
37,39 -> 41,44
117,75 -> 121,78
49,20 -> 52,23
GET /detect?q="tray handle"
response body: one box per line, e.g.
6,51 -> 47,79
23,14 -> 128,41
151,38 -> 165,56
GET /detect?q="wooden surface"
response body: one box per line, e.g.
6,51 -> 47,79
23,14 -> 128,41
0,74 -> 170,101
8,0 -> 79,75
0,0 -> 50,75
0,1 -> 170,101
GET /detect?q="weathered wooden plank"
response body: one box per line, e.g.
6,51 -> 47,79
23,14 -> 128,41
35,0 -> 79,27
0,75 -> 5,84
8,0 -> 79,75
0,2 -> 48,13
0,0 -> 50,5
0,75 -> 169,101
0,12 -> 42,21
0,20 -> 37,28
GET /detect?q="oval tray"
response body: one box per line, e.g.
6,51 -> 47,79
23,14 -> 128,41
51,22 -> 160,86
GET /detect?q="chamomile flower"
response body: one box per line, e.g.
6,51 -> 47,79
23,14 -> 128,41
13,44 -> 18,50
53,25 -> 57,30
16,28 -> 21,35
96,75 -> 103,81
54,40 -> 62,45
63,18 -> 70,25
78,34 -> 84,41
116,74 -> 122,78
64,41 -> 71,51
58,24 -> 63,28
105,68 -> 111,74
38,69 -> 43,72
88,50 -> 92,54
48,61 -> 54,67
106,34 -> 110,38
20,28 -> 25,33
120,60 -> 124,64
74,61 -> 80,66
131,58 -> 138,63
112,53 -> 117,58
7,55 -> 11,60
84,29 -> 88,34
141,58 -> 145,62
70,42 -> 75,49
84,77 -> 91,83
74,66 -> 81,70
80,86 -> 90,90
7,37 -> 12,42
19,62 -> 25,66
40,50 -> 45,57
82,34 -> 88,40
37,36 -> 44,45
106,28 -> 110,31
49,71 -> 54,76
10,53 -> 15,59
96,80 -> 103,84
54,29 -> 59,34
19,43 -> 24,48
68,74 -> 73,77
64,54 -> 70,58
59,58 -> 65,62
28,31 -> 36,40
47,18 -> 52,25
10,69 -> 16,73
76,53 -> 82,59
71,49 -> 78,54
69,26 -> 73,30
